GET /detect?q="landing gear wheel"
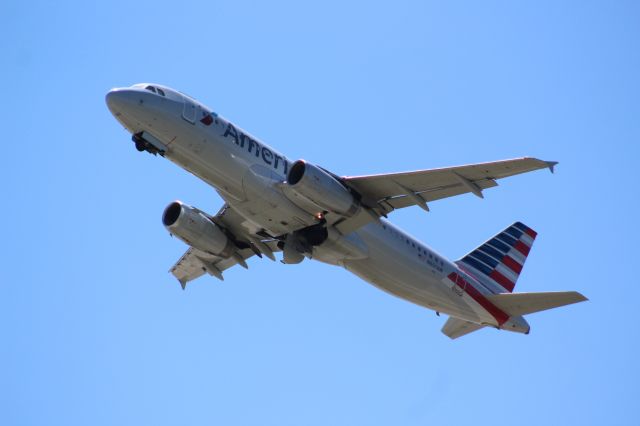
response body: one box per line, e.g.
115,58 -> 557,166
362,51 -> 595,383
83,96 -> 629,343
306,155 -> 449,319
135,140 -> 146,151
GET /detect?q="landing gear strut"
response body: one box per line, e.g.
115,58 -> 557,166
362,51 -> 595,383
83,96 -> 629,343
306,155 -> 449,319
278,223 -> 329,264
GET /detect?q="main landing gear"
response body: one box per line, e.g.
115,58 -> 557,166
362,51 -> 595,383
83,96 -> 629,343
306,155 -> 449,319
132,132 -> 165,156
277,222 -> 329,264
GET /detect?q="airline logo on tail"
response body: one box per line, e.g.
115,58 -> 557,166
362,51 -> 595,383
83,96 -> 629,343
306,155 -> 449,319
458,222 -> 537,293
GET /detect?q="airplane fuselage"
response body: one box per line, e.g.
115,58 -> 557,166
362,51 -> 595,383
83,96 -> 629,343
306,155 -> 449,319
106,84 -> 529,333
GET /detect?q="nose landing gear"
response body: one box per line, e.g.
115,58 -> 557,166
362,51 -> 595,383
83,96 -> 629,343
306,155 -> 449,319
132,132 -> 165,156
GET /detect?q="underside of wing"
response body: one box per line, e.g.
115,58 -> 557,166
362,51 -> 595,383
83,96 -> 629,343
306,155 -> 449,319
168,203 -> 281,288
170,246 -> 258,289
343,157 -> 556,215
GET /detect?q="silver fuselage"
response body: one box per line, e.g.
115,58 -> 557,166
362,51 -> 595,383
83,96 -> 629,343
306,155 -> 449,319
106,84 -> 525,329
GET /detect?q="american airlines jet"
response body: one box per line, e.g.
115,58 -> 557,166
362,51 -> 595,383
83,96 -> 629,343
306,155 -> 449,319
106,83 -> 586,339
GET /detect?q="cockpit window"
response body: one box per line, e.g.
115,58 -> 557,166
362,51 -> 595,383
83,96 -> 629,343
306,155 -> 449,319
144,85 -> 166,96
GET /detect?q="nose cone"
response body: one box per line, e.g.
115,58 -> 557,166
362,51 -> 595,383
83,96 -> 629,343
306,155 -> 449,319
106,85 -> 173,135
105,88 -> 135,115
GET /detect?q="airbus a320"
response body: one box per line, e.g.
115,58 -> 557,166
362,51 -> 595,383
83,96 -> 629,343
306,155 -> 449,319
106,83 -> 586,339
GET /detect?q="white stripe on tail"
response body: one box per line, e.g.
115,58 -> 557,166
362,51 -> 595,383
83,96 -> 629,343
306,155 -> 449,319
456,222 -> 537,293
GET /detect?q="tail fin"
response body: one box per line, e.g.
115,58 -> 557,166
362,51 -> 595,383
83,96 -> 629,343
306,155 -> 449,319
456,222 -> 537,293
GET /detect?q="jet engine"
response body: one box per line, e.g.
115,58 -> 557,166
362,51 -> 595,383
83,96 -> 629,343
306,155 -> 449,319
286,160 -> 359,217
162,201 -> 234,257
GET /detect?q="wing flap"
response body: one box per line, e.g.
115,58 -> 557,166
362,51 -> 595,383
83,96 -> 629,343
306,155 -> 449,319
169,247 -> 258,289
344,157 -> 555,214
381,178 -> 498,210
169,248 -> 209,289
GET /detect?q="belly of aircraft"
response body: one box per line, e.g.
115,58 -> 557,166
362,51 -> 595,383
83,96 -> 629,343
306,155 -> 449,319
341,225 -> 480,321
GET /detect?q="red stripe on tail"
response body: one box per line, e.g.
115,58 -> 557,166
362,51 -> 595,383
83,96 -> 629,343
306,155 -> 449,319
502,255 -> 523,274
490,270 -> 515,292
514,240 -> 531,256
448,272 -> 510,325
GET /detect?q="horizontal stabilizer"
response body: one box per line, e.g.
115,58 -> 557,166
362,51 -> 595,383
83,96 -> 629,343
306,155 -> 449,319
442,317 -> 485,339
487,291 -> 588,316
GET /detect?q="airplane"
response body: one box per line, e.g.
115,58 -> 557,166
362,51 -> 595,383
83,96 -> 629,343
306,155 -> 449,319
105,83 -> 586,339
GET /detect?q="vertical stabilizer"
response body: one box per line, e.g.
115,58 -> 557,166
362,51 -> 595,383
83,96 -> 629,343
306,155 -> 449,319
457,222 -> 537,293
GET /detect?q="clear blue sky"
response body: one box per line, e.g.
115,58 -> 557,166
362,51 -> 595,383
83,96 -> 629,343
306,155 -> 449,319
2,1 -> 638,425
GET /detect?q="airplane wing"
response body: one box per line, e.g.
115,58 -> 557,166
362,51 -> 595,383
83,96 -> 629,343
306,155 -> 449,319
169,203 -> 280,288
170,246 -> 256,289
343,157 -> 557,215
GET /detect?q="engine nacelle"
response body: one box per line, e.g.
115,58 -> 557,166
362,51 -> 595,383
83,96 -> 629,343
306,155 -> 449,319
286,160 -> 359,217
162,201 -> 234,257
